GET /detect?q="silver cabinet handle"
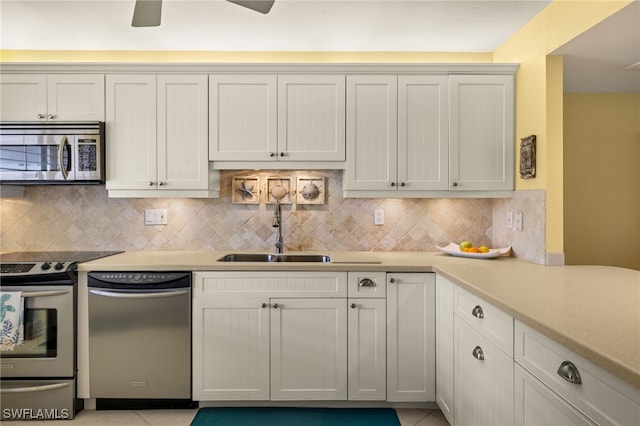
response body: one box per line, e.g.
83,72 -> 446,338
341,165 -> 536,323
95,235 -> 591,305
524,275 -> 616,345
48,113 -> 56,120
472,305 -> 484,319
37,113 -> 46,119
261,302 -> 268,308
359,278 -> 375,287
557,361 -> 582,384
472,346 -> 485,361
272,303 -> 279,309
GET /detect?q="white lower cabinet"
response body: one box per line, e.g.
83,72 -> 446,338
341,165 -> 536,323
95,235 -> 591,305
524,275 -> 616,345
454,317 -> 514,425
192,271 -> 349,401
387,273 -> 436,402
515,364 -> 596,426
436,275 -> 455,424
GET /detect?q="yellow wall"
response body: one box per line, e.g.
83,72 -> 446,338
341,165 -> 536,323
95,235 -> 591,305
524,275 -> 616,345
564,94 -> 640,270
493,0 -> 633,257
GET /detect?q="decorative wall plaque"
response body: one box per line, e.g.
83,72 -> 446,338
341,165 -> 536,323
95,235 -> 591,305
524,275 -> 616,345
296,177 -> 325,205
232,176 -> 260,204
520,135 -> 536,179
266,177 -> 292,204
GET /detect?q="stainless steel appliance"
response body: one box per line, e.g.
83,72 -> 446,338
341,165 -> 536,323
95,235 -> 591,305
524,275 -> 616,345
0,122 -> 105,183
88,272 -> 192,407
0,251 -> 121,421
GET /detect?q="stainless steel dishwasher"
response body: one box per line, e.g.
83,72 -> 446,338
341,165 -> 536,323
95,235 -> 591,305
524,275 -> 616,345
88,272 -> 191,405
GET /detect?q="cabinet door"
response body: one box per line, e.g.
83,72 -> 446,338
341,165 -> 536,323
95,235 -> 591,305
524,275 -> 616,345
47,74 -> 105,121
344,75 -> 398,191
270,298 -> 347,400
515,364 -> 596,426
278,75 -> 345,161
387,273 -> 436,402
157,75 -> 209,190
454,316 -> 514,426
348,298 -> 386,400
450,74 -> 514,191
0,74 -> 47,121
398,75 -> 449,190
209,74 -> 277,161
192,298 -> 270,401
435,275 -> 455,424
105,75 -> 157,190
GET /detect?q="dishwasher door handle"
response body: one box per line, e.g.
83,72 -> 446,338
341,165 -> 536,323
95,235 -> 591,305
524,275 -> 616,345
89,289 -> 189,299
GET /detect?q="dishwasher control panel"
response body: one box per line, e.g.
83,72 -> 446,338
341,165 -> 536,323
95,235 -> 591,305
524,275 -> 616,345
88,271 -> 191,289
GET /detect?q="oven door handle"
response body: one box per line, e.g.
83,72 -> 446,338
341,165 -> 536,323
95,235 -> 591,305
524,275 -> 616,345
22,289 -> 71,298
89,289 -> 189,299
0,382 -> 70,394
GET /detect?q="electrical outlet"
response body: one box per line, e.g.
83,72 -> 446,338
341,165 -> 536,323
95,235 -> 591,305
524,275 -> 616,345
514,211 -> 523,231
374,208 -> 384,226
144,209 -> 168,225
506,212 -> 513,229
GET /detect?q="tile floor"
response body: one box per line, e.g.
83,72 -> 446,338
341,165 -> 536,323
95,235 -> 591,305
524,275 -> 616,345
0,408 -> 449,425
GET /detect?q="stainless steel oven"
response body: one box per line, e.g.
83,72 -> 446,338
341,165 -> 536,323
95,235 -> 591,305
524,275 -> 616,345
0,251 -> 120,421
0,122 -> 105,184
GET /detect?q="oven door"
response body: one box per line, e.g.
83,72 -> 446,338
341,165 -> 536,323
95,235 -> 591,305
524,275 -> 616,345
0,134 -> 75,181
0,285 -> 74,378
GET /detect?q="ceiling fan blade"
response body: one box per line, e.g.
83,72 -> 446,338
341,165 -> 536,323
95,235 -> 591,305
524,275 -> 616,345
227,0 -> 275,14
132,0 -> 162,27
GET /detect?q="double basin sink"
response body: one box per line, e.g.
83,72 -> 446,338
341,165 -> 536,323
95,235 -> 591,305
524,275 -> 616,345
218,253 -> 331,263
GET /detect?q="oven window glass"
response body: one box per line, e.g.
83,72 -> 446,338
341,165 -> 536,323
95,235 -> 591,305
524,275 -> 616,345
1,308 -> 57,358
0,145 -> 69,172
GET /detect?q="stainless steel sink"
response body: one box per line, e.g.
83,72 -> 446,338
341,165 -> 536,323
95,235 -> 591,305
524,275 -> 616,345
218,253 -> 331,263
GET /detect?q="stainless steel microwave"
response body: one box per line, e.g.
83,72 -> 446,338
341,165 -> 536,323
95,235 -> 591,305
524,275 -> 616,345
0,122 -> 104,184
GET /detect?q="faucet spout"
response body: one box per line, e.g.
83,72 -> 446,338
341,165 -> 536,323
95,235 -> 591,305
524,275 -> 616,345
273,200 -> 283,254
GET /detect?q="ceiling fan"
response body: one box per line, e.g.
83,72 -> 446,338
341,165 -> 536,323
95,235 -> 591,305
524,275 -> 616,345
132,0 -> 276,27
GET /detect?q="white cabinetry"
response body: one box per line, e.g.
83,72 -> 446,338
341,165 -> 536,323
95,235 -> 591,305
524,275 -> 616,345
209,74 -> 345,167
0,74 -> 104,121
386,273 -> 436,402
344,75 -> 448,194
453,285 -> 514,425
514,320 -> 640,426
435,275 -> 454,424
449,74 -> 514,191
347,272 -> 386,400
106,74 -> 217,197
192,271 -> 348,401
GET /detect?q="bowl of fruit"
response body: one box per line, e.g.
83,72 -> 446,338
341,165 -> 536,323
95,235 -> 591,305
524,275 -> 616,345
436,241 -> 511,259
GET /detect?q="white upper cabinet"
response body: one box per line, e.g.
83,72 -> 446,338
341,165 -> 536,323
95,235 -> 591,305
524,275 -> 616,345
209,74 -> 278,161
209,74 -> 345,166
449,74 -> 515,191
0,74 -> 105,121
106,74 -> 214,197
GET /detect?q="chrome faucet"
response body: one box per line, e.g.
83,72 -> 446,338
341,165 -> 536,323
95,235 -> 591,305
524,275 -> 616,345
272,200 -> 283,254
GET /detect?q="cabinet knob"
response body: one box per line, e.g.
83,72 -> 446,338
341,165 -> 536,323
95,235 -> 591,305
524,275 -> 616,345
158,181 -> 164,186
400,182 -> 406,187
390,182 -> 396,187
389,278 -> 396,283
472,345 -> 485,361
359,278 -> 375,287
149,181 -> 155,186
351,303 -> 357,309
472,305 -> 484,319
37,114 -> 45,119
453,182 -> 459,187
557,361 -> 582,385
272,303 -> 279,309
48,114 -> 55,120
269,152 -> 276,157
280,152 -> 286,157
261,302 -> 268,309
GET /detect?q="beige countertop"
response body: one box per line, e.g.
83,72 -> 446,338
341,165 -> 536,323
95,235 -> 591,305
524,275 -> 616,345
80,250 -> 640,389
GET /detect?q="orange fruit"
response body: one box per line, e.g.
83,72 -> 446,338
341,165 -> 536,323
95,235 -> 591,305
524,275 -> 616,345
468,247 -> 480,253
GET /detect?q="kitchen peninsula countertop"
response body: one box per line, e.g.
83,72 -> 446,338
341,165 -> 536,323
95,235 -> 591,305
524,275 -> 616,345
79,250 -> 640,389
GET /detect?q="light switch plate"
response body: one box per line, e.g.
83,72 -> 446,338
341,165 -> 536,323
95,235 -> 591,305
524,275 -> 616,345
374,208 -> 384,225
144,209 -> 167,225
514,211 -> 523,231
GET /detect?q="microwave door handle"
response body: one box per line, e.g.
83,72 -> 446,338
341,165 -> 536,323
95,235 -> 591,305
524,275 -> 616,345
58,135 -> 70,180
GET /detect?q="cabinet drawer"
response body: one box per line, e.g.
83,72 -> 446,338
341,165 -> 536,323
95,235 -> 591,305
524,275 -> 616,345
454,285 -> 513,356
193,271 -> 348,298
515,320 -> 640,426
347,272 -> 386,298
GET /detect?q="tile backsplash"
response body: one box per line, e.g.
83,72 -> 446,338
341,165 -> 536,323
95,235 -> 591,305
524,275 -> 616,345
1,170 -> 499,253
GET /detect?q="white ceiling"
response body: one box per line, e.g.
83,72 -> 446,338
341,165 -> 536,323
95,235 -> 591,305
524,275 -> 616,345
0,0 -> 638,92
